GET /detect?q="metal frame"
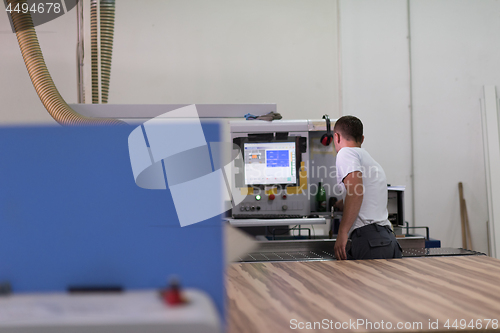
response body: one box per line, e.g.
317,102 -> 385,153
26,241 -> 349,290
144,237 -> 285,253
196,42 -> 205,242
69,104 -> 277,119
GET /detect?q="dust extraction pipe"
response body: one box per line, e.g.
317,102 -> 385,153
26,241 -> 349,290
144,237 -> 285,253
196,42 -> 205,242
7,0 -> 124,125
91,0 -> 115,104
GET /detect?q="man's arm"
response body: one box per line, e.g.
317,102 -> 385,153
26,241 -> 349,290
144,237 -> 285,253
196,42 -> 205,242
334,199 -> 344,211
334,171 -> 363,260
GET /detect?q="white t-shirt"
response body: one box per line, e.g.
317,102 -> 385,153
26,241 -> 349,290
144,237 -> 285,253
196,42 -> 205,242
335,147 -> 391,237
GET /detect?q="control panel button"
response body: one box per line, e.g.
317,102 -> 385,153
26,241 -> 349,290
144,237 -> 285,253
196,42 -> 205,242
255,195 -> 261,201
269,194 -> 275,200
282,205 -> 288,211
282,194 -> 287,199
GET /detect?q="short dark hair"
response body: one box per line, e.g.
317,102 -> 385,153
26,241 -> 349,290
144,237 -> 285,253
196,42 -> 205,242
333,115 -> 363,143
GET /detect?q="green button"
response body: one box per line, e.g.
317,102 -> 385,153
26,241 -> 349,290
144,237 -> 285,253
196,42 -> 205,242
255,195 -> 261,201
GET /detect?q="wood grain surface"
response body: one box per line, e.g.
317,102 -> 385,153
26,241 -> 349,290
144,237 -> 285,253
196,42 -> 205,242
226,256 -> 500,332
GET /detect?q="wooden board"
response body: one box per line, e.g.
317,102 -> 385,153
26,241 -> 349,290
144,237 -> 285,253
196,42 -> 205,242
227,256 -> 500,332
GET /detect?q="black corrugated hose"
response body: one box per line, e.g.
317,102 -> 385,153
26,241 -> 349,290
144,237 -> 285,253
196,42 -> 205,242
91,0 -> 115,104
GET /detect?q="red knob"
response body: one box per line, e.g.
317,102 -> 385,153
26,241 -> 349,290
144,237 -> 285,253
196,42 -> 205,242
269,194 -> 275,200
162,278 -> 186,306
282,195 -> 287,199
163,287 -> 183,305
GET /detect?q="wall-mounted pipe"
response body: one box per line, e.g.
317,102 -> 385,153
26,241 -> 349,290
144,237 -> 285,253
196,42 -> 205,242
90,0 -> 99,104
7,0 -> 124,125
76,0 -> 85,103
91,0 -> 115,104
99,0 -> 115,104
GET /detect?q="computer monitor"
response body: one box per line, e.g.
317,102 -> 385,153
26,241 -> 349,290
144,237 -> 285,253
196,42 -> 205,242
243,141 -> 297,186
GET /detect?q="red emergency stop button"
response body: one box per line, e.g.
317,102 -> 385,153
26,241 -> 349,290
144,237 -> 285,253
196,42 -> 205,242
269,194 -> 275,200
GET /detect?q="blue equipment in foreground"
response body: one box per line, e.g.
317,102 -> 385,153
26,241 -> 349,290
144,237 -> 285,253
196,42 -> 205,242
0,124 -> 224,318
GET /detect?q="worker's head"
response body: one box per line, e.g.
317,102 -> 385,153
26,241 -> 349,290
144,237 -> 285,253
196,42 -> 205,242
333,115 -> 364,152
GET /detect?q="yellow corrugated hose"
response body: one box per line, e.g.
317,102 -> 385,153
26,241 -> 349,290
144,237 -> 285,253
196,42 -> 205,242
7,0 -> 124,125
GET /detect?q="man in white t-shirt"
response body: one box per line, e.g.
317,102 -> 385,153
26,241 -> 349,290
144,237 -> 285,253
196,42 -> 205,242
332,115 -> 402,260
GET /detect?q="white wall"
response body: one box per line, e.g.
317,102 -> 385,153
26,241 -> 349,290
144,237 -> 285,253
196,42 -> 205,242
340,0 -> 498,254
339,0 -> 414,225
410,0 -> 496,254
0,3 -> 77,125
108,0 -> 340,120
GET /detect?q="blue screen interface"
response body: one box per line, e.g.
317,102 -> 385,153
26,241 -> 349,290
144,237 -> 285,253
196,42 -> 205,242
266,150 -> 289,167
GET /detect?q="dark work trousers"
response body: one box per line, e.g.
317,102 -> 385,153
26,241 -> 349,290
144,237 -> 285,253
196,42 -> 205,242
347,223 -> 402,260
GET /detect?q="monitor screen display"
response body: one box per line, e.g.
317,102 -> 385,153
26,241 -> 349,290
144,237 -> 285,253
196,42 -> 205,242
243,142 -> 296,185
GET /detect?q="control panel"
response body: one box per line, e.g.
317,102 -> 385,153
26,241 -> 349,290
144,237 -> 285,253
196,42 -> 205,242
230,120 -> 310,218
237,191 -> 306,214
232,164 -> 310,218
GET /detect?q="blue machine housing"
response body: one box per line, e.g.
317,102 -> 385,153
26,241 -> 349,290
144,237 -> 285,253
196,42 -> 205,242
0,124 -> 225,317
